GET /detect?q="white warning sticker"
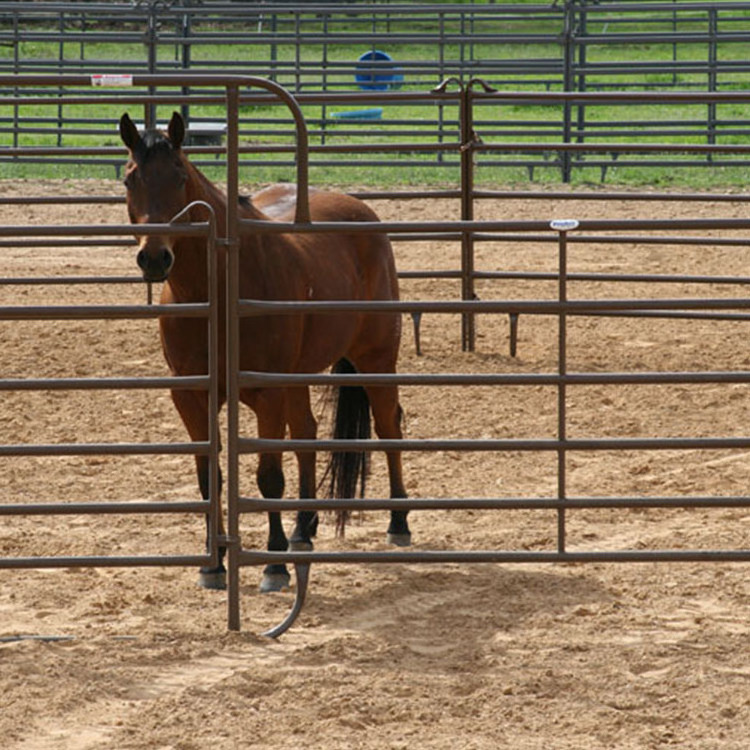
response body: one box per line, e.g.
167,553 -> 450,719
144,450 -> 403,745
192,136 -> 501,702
550,219 -> 580,231
91,74 -> 134,87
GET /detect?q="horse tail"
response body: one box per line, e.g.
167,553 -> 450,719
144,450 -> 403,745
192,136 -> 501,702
326,357 -> 371,536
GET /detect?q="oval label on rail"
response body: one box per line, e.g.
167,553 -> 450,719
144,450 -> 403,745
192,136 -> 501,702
91,74 -> 133,87
550,219 -> 579,231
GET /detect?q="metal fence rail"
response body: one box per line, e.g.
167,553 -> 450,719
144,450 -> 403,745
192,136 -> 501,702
230,213 -> 750,635
1,75 -> 750,637
0,216 -> 223,573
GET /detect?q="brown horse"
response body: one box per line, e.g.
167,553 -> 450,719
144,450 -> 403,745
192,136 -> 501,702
119,111 -> 409,592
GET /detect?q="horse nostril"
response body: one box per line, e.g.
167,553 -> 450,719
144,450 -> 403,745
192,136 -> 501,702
136,248 -> 148,271
160,248 -> 174,270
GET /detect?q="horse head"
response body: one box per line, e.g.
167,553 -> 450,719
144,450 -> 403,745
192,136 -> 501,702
119,111 -> 188,282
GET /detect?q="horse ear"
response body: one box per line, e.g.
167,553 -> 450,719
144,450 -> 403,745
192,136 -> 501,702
119,113 -> 141,152
167,112 -> 185,150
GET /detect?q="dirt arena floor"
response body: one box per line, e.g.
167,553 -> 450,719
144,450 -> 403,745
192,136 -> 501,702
2,179 -> 750,749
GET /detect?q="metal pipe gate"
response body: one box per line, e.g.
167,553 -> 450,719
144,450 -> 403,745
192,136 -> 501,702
0,215 -> 223,574
1,75 -> 750,637
231,215 -> 750,635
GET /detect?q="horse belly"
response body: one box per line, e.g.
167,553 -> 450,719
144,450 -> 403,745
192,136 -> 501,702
297,311 -> 360,372
238,314 -> 356,375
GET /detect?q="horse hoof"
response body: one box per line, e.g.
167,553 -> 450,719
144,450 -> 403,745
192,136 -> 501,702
198,569 -> 227,590
387,532 -> 411,547
288,539 -> 313,552
260,571 -> 291,593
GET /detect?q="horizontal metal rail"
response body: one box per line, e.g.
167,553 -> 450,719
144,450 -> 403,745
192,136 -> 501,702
238,370 -> 750,389
0,376 -> 209,391
0,303 -> 208,320
236,216 -> 750,234
0,196 -> 124,205
0,554 -> 212,570
240,495 -> 750,513
0,275 -> 142,285
240,549 -> 750,566
0,441 -> 211,457
0,500 -> 210,516
237,298 -> 750,316
0,222 -> 208,238
239,436 -> 750,454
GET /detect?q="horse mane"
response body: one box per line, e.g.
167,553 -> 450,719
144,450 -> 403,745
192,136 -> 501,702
238,194 -> 260,216
135,127 -> 267,223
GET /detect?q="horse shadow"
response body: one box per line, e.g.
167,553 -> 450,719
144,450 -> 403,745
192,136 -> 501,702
257,561 -> 613,651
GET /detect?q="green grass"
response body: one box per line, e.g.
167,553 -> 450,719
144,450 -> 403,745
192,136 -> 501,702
4,5 -> 750,190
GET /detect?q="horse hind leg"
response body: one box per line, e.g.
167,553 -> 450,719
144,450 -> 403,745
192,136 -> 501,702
286,387 -> 319,552
250,390 -> 292,594
365,383 -> 411,547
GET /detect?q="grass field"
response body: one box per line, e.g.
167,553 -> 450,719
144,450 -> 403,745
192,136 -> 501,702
3,1 -> 750,188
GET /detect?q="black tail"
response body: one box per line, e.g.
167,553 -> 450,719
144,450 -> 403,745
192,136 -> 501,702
326,358 -> 371,536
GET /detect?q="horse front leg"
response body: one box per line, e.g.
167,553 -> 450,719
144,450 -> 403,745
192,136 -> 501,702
170,389 -> 227,590
197,453 -> 226,589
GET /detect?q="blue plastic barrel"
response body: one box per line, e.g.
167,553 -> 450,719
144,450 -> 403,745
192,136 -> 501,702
355,50 -> 404,91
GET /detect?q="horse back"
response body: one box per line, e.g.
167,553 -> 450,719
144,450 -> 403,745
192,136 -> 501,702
250,184 -> 378,224
247,185 -> 398,302
249,183 -> 301,220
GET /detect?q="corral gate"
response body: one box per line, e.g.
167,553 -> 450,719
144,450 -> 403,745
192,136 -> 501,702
2,75 -> 750,636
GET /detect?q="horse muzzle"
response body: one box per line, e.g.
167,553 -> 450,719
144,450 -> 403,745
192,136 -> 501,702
136,243 -> 175,283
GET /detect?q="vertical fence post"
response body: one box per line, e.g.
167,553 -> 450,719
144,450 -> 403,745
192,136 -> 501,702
56,11 -> 64,147
459,81 -> 475,352
12,10 -> 19,150
225,83 -> 242,631
458,79 -> 497,352
206,208 -> 221,582
144,2 -> 158,128
180,5 -> 192,126
561,0 -> 576,183
551,218 -> 577,554
269,13 -> 278,82
294,11 -> 301,93
574,2 -> 587,155
558,228 -> 567,553
707,8 -> 718,164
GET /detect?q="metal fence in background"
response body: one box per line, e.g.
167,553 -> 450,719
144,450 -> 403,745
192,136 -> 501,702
3,1 -> 750,181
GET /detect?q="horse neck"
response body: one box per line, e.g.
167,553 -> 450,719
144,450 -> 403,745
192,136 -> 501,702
166,162 -> 228,302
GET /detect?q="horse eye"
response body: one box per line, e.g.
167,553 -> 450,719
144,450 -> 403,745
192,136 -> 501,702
123,171 -> 138,191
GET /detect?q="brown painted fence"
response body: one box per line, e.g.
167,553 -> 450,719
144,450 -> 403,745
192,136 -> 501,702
2,75 -> 750,636
0,216 -> 223,576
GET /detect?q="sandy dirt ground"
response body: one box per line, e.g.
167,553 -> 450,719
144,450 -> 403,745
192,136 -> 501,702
1,179 -> 750,749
